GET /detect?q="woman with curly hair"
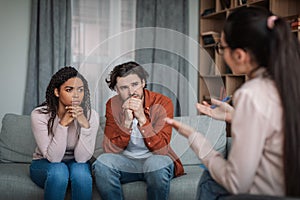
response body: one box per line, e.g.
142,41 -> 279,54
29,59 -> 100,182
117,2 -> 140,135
29,66 -> 99,200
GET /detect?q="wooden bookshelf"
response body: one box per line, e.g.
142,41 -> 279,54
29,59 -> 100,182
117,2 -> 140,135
199,0 -> 300,104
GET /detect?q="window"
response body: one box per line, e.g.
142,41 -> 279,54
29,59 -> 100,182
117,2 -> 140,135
72,0 -> 136,115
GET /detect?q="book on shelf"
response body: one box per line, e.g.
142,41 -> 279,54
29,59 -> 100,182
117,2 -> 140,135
239,0 -> 247,6
284,15 -> 300,31
201,31 -> 220,46
220,0 -> 230,9
219,86 -> 227,100
201,8 -> 216,17
291,21 -> 300,31
202,86 -> 227,104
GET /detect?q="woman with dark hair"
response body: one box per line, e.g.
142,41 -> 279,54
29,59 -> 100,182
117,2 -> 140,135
30,66 -> 99,200
166,6 -> 300,199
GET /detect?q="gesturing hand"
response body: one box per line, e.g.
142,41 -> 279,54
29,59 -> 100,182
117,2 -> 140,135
196,98 -> 234,123
164,118 -> 195,138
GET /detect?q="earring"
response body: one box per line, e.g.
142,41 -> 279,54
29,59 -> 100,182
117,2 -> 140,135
54,90 -> 59,97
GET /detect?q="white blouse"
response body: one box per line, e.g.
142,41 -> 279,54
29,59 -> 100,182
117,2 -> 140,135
189,69 -> 284,195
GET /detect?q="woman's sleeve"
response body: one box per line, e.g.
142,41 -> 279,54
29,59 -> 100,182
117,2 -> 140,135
188,90 -> 270,194
31,109 -> 68,162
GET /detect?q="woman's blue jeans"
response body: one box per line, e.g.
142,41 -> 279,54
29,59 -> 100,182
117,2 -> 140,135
197,170 -> 230,200
30,159 -> 92,200
92,153 -> 175,200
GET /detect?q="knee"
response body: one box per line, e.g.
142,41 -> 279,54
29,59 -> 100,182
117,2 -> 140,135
143,155 -> 173,173
144,156 -> 174,186
93,154 -> 110,173
145,167 -> 172,182
70,163 -> 92,183
196,170 -> 229,199
197,170 -> 219,193
198,170 -> 212,187
47,163 -> 69,185
92,154 -> 117,179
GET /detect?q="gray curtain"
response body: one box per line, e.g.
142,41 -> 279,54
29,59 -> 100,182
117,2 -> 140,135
135,0 -> 189,116
23,0 -> 71,115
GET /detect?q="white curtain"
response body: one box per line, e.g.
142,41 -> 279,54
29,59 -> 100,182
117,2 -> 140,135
71,0 -> 137,116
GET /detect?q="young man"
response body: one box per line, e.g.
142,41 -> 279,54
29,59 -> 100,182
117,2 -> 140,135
93,61 -> 184,200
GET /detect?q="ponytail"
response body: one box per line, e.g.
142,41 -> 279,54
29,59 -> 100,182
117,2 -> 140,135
269,17 -> 300,196
224,6 -> 300,196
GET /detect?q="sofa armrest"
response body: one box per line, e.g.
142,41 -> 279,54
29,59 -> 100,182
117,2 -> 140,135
0,113 -> 35,163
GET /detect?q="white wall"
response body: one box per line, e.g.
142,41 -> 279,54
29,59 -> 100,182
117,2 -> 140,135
0,0 -> 31,128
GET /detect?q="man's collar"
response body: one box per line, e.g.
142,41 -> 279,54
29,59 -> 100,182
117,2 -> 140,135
143,89 -> 151,113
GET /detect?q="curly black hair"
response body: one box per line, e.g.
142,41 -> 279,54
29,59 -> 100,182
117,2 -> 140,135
38,66 -> 91,135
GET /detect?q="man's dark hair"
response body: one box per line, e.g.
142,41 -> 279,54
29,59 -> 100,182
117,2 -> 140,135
106,61 -> 149,91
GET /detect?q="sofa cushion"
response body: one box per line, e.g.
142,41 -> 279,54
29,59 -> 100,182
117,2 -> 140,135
0,163 -> 44,199
0,113 -> 226,166
0,114 -> 36,163
171,115 -> 226,165
92,116 -> 105,160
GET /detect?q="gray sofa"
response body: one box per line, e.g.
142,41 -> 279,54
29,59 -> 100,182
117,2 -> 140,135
0,113 -> 227,200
